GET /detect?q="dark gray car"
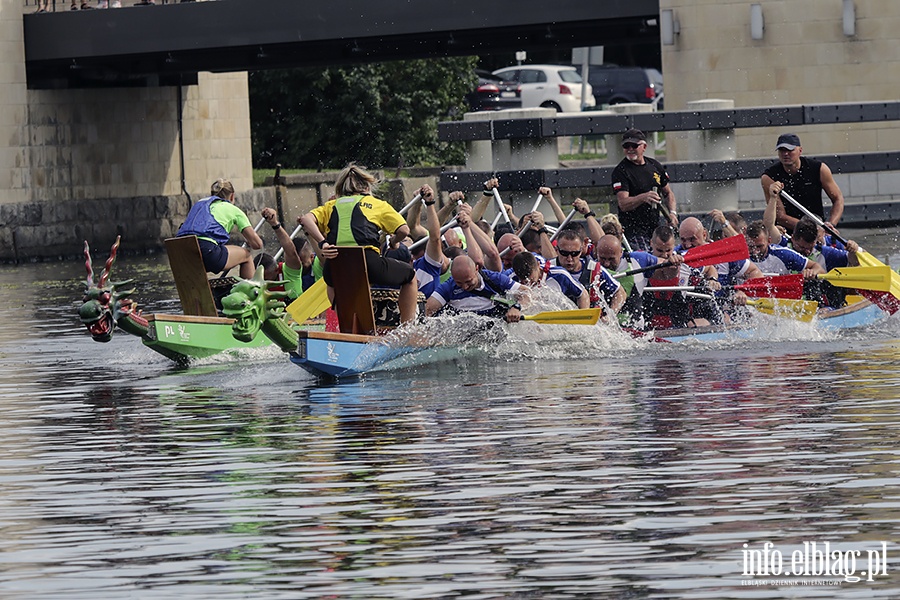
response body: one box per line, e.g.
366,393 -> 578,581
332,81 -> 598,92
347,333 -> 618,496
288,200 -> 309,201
587,65 -> 658,107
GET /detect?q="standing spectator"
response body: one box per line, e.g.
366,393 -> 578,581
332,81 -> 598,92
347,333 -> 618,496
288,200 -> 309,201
611,128 -> 678,252
760,132 -> 845,231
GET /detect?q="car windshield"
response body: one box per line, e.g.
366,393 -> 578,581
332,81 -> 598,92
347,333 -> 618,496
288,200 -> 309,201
557,69 -> 583,83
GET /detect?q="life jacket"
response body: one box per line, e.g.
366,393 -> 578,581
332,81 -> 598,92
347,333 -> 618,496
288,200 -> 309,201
646,274 -> 688,330
177,196 -> 229,244
325,195 -> 382,251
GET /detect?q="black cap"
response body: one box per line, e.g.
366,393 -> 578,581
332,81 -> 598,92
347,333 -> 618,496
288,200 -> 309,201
622,128 -> 646,146
776,133 -> 801,150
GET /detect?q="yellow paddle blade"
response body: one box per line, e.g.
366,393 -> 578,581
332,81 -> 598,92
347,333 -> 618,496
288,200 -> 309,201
286,278 -> 330,324
855,251 -> 900,299
819,266 -> 896,293
522,308 -> 601,325
747,298 -> 817,322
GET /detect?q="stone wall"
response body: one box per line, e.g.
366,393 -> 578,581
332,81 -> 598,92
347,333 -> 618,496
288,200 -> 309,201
3,187 -> 274,262
661,0 -> 900,161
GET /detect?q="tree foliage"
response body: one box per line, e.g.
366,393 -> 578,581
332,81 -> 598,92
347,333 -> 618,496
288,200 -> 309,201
249,57 -> 478,170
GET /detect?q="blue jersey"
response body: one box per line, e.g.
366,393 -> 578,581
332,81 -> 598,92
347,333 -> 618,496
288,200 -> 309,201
776,234 -> 849,271
430,269 -> 522,314
753,245 -> 810,275
414,253 -> 444,299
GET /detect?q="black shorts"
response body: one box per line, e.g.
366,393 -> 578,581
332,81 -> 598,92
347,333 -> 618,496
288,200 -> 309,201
197,238 -> 229,273
323,248 -> 415,288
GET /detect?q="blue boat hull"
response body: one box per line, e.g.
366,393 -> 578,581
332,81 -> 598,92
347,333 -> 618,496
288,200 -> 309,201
290,330 -> 441,379
656,299 -> 887,343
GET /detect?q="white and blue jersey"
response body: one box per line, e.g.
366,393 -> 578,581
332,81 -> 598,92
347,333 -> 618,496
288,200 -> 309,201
430,269 -> 522,314
414,253 -> 444,299
775,234 -> 849,272
586,264 -> 623,307
753,245 -> 810,275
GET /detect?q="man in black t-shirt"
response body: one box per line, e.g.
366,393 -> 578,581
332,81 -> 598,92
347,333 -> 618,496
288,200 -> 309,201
760,132 -> 845,231
610,129 -> 678,251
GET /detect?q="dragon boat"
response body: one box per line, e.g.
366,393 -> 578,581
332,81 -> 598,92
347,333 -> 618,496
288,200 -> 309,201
79,236 -> 275,364
230,246 -> 605,380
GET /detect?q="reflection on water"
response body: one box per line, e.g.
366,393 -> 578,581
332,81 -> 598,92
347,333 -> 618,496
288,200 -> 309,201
0,250 -> 899,598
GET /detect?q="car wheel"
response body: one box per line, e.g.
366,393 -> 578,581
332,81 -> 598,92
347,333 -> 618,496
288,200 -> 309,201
540,101 -> 562,112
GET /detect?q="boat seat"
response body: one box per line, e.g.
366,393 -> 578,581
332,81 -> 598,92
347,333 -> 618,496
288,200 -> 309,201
331,246 -> 376,335
164,235 -> 229,317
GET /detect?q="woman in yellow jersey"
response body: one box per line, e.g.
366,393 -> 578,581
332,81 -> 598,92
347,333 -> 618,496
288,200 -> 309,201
299,164 -> 417,324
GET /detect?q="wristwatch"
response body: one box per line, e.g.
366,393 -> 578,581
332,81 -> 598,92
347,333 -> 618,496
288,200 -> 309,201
318,239 -> 327,249
271,222 -> 282,230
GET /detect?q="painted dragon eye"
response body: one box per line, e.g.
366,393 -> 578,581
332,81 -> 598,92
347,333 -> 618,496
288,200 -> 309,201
99,292 -> 111,304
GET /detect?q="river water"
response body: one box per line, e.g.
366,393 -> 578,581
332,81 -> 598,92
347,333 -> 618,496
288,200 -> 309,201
1,230 -> 900,599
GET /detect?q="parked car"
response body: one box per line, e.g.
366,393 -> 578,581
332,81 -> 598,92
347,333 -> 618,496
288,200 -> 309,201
491,65 -> 595,112
586,65 -> 657,107
465,70 -> 521,112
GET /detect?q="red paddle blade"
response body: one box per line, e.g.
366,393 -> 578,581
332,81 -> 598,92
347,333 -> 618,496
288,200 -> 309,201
683,235 -> 749,267
734,274 -> 804,299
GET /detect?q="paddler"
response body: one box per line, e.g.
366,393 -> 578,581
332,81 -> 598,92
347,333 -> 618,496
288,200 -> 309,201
424,255 -> 526,323
299,163 -> 418,325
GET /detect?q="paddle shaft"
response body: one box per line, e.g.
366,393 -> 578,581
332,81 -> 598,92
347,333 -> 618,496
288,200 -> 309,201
492,188 -> 512,224
398,193 -> 422,216
549,209 -> 578,243
408,218 -> 458,252
779,190 -> 848,245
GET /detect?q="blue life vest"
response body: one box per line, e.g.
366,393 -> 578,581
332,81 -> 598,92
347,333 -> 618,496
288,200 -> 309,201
177,196 -> 229,244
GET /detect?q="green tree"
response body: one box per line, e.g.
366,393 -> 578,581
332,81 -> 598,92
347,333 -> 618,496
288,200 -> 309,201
249,57 -> 478,170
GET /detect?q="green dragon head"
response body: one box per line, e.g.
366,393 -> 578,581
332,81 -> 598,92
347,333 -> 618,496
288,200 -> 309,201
78,236 -> 142,342
221,266 -> 292,343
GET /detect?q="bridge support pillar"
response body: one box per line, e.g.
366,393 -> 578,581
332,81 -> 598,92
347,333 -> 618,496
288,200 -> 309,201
684,98 -> 738,213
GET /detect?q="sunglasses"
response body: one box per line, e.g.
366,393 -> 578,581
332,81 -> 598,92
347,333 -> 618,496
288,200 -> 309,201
558,249 -> 581,258
622,143 -> 640,150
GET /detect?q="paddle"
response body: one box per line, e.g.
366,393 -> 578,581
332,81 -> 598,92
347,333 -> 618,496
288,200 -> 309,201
521,308 -> 601,325
615,235 -> 749,278
285,277 -> 330,324
644,274 -> 804,299
733,273 -> 804,299
818,266 -> 898,293
746,298 -> 818,322
780,189 -> 900,313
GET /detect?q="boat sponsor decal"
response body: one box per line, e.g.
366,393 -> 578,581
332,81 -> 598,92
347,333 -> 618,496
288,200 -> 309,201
163,324 -> 191,342
327,342 -> 340,363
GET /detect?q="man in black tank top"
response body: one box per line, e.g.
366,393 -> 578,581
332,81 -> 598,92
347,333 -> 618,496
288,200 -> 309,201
760,133 -> 845,231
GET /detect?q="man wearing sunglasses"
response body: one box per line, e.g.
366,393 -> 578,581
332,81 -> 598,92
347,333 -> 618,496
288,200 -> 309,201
611,128 -> 678,252
550,228 -> 624,313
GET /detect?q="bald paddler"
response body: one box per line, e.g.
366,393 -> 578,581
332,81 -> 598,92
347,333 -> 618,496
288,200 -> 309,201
425,255 -> 526,323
